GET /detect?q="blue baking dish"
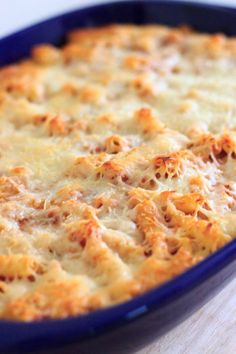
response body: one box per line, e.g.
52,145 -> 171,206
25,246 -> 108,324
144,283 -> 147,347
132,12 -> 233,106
0,1 -> 236,353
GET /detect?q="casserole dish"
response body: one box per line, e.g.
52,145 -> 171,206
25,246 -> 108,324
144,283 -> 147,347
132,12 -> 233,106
0,1 -> 236,353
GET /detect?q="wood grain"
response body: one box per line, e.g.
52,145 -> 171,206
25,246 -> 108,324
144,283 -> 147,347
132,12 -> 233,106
136,278 -> 236,354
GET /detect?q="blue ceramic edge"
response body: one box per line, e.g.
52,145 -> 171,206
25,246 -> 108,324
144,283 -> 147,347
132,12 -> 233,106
1,0 -> 236,66
0,0 -> 235,43
0,0 -> 234,42
0,0 -> 236,351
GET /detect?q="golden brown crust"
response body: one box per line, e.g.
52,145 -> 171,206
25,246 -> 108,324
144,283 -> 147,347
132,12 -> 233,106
0,24 -> 235,321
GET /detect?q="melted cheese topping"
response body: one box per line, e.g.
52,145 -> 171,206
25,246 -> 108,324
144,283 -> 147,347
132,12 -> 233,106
0,25 -> 236,321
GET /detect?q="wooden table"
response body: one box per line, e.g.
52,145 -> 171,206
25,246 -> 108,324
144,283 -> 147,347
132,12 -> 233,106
137,278 -> 236,354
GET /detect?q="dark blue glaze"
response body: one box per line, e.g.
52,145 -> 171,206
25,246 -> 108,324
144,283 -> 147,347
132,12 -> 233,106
0,2 -> 236,353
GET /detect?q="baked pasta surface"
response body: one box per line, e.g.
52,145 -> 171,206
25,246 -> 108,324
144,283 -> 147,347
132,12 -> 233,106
0,24 -> 236,321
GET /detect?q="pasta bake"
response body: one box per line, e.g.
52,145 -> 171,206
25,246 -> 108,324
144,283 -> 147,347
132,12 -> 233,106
0,24 -> 236,321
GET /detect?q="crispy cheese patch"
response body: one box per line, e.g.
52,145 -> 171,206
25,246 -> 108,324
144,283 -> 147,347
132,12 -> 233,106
0,24 -> 235,321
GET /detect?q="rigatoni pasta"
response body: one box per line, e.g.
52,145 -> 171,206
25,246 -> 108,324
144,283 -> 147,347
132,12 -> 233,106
0,24 -> 236,321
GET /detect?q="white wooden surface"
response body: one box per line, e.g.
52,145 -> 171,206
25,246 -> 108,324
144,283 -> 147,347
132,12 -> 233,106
137,278 -> 236,354
1,1 -> 236,353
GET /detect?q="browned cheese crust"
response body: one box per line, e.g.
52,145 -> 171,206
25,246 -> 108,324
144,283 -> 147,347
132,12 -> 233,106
0,24 -> 236,321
